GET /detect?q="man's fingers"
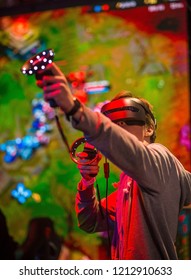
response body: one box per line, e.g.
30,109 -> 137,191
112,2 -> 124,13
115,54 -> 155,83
77,166 -> 99,177
47,62 -> 64,76
43,83 -> 60,92
44,89 -> 61,99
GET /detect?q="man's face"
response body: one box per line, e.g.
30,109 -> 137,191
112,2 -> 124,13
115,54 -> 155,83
116,121 -> 145,142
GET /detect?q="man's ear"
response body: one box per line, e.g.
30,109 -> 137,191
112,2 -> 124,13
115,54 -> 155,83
144,126 -> 154,137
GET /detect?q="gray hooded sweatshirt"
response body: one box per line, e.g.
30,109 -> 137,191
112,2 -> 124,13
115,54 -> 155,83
73,106 -> 191,259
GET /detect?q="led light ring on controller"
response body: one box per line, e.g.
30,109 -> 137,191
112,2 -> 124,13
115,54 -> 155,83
21,49 -> 55,75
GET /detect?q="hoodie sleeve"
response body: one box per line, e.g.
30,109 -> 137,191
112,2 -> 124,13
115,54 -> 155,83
75,181 -> 117,233
73,106 -> 191,195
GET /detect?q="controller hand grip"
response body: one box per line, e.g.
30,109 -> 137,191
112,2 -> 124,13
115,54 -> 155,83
35,69 -> 57,108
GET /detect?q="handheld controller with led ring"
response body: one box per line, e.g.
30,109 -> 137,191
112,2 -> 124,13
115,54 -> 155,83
20,49 -> 57,108
70,137 -> 100,174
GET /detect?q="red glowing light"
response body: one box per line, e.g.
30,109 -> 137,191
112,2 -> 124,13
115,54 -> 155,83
12,18 -> 29,36
102,4 -> 110,11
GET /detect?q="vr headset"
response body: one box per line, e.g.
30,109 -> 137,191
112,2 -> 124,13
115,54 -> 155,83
101,97 -> 156,126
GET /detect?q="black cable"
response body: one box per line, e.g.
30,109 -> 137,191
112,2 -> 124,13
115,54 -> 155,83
96,183 -> 105,219
54,113 -> 71,153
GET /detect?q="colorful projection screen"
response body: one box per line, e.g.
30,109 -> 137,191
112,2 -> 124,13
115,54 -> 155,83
0,0 -> 190,259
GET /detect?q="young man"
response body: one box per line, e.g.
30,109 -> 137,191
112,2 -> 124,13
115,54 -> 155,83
37,63 -> 191,260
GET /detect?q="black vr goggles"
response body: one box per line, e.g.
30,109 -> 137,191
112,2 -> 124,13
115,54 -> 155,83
101,97 -> 156,126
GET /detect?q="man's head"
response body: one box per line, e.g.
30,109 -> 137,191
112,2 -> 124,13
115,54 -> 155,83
101,91 -> 157,143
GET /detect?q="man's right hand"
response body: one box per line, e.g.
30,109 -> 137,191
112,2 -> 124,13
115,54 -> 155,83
36,63 -> 75,113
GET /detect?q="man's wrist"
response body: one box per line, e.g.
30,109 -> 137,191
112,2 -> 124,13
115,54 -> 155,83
82,177 -> 96,186
65,98 -> 81,121
78,177 -> 96,191
72,106 -> 84,125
